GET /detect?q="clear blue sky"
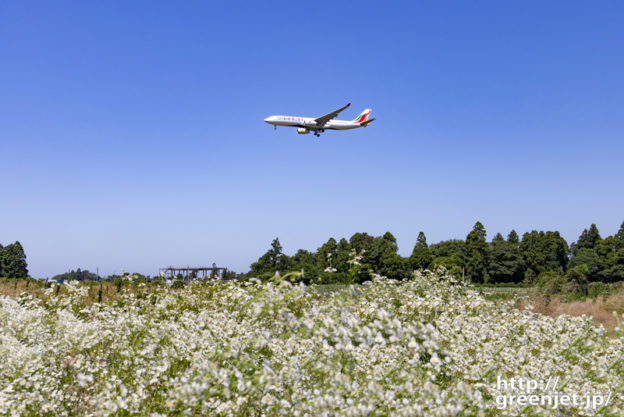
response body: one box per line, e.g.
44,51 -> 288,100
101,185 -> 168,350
1,1 -> 623,278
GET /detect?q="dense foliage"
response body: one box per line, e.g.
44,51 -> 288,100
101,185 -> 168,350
0,241 -> 28,278
246,221 -> 624,285
52,268 -> 101,282
1,270 -> 622,416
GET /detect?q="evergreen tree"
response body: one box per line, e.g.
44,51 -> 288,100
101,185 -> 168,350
543,231 -> 569,272
335,238 -> 352,275
589,223 -> 624,281
383,232 -> 409,279
465,222 -> 488,283
316,238 -> 338,270
507,230 -> 519,245
250,237 -> 289,275
349,232 -> 375,254
573,224 -> 602,255
429,239 -> 465,277
409,232 -> 433,271
590,227 -> 624,282
520,231 -> 545,277
492,232 -> 504,243
348,232 -> 376,279
0,241 -> 28,278
595,236 -> 616,260
380,248 -> 407,280
615,221 -> 624,251
430,239 -> 466,260
315,238 -> 340,283
568,248 -> 604,282
222,269 -> 237,280
604,248 -> 624,282
488,233 -> 525,283
53,268 -> 100,282
369,232 -> 408,280
290,249 -> 318,282
520,231 -> 568,277
382,231 -> 396,244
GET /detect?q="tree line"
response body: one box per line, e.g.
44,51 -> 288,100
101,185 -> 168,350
0,241 -> 29,278
245,221 -> 624,285
4,220 -> 624,286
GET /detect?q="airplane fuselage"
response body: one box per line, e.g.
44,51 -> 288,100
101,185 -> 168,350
264,116 -> 361,131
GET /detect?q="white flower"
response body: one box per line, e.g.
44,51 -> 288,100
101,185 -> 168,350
261,393 -> 274,406
76,373 -> 93,387
2,269 -> 624,416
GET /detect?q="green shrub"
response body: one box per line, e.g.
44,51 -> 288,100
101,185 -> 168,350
588,282 -> 607,300
565,264 -> 589,296
535,271 -> 567,295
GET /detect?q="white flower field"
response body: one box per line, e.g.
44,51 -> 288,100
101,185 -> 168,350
1,270 -> 622,416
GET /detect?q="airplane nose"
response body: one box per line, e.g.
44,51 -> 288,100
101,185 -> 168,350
264,117 -> 272,123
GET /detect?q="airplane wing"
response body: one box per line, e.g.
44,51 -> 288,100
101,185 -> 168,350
314,103 -> 351,127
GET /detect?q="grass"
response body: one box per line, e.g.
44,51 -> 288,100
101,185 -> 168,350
520,292 -> 624,334
473,282 -> 624,334
0,278 -> 162,305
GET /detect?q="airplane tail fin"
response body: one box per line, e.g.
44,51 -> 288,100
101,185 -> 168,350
352,109 -> 372,124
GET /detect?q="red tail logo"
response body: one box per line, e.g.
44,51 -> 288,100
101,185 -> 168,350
353,109 -> 371,124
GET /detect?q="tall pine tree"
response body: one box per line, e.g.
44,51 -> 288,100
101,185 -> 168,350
409,232 -> 433,271
250,237 -> 290,275
573,224 -> 602,255
466,222 -> 488,283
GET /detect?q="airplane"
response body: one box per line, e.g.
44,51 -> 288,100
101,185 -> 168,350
264,103 -> 375,137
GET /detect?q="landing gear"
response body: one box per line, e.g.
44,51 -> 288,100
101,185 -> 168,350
314,132 -> 321,137
274,125 -> 276,130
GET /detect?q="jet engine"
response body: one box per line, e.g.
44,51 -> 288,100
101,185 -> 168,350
297,128 -> 309,134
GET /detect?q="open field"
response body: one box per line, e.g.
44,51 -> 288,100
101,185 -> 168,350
520,294 -> 624,335
0,278 -> 160,305
1,272 -> 623,416
470,284 -> 624,334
